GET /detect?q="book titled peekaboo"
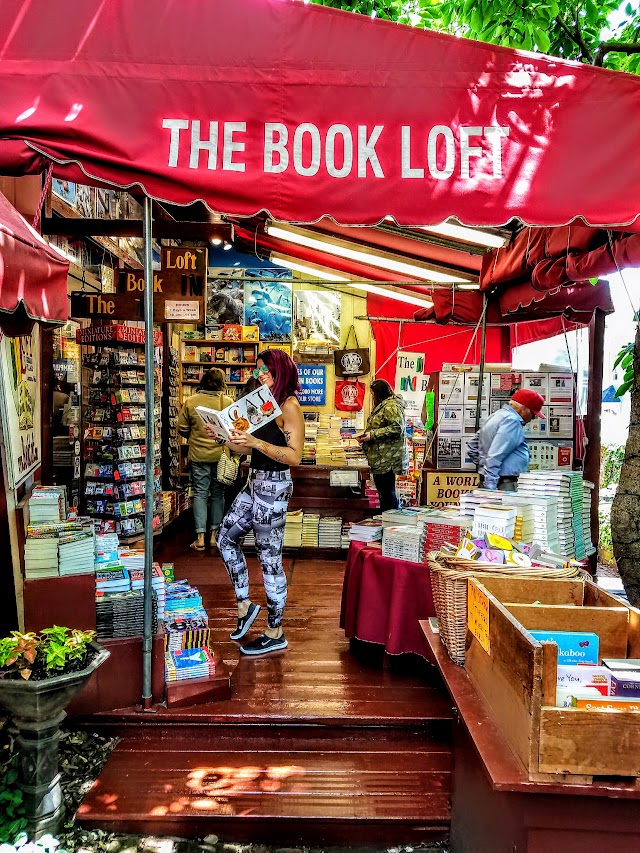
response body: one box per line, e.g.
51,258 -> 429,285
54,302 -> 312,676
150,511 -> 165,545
196,385 -> 281,442
529,630 -> 599,665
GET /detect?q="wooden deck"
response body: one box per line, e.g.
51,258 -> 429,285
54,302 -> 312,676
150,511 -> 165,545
77,522 -> 453,844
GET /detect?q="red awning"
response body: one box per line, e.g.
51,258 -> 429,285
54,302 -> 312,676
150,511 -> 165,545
0,189 -> 69,335
413,279 -> 613,325
1,0 -> 640,228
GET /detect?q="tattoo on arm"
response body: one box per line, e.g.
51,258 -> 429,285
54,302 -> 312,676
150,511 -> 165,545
274,448 -> 287,462
256,440 -> 268,455
284,430 -> 292,446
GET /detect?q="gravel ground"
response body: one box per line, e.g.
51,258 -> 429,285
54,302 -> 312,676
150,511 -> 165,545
0,716 -> 449,853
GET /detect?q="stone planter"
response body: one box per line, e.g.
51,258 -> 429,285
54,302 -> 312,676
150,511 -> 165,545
0,642 -> 110,838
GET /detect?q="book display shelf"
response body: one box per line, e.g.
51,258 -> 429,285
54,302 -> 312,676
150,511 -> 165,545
179,337 -> 258,404
78,325 -> 164,542
165,341 -> 180,490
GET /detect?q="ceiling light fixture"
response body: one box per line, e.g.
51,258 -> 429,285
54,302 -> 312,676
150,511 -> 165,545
223,240 -> 233,251
269,253 -> 433,308
419,221 -> 507,249
266,223 -> 470,283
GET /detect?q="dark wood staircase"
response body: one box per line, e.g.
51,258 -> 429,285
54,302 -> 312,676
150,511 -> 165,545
76,536 -> 453,845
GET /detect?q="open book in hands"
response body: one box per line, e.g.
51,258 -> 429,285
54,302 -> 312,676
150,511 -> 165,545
196,385 -> 282,442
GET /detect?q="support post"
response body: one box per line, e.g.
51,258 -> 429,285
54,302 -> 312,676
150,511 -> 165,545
474,293 -> 488,432
142,196 -> 155,707
584,307 -> 605,572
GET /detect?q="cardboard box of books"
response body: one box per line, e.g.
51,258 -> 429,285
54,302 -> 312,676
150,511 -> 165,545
196,385 -> 281,441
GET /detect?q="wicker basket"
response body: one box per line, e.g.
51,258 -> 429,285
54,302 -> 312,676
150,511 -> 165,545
427,552 -> 586,665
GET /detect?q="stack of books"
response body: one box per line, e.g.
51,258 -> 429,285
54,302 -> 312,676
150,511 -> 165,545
365,479 -> 380,509
302,421 -> 318,465
302,513 -> 320,547
459,489 -> 504,518
96,588 -> 157,640
95,564 -> 131,594
382,508 -> 424,528
418,509 -> 472,553
382,524 -> 426,564
163,612 -> 211,651
472,505 -> 517,539
499,495 -> 535,544
130,563 -> 166,619
316,415 -> 346,466
165,581 -> 204,617
318,516 -> 343,547
24,532 -> 59,579
165,646 -> 217,682
582,481 -> 596,557
341,520 -> 352,548
284,510 -> 304,547
348,517 -> 383,543
95,532 -> 120,566
28,486 -> 66,524
118,549 -> 145,573
59,528 -> 95,575
517,472 -> 584,558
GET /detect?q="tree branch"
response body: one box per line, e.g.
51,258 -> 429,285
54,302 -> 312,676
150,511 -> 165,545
555,13 -> 593,62
594,41 -> 640,66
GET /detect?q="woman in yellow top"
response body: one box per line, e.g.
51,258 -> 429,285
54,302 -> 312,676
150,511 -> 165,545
177,367 -> 233,551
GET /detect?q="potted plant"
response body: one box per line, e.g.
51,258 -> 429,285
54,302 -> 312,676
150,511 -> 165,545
0,627 -> 109,839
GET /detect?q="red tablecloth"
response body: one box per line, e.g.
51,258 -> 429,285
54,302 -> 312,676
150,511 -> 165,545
340,540 -> 436,661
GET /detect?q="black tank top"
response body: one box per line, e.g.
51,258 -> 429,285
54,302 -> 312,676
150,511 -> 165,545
251,418 -> 289,471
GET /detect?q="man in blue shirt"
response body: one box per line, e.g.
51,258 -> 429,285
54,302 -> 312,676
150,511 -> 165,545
467,389 -> 546,491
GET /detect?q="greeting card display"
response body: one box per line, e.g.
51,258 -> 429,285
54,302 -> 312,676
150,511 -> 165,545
196,385 -> 281,441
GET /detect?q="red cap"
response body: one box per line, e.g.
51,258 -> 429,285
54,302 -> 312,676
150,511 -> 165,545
511,389 -> 546,417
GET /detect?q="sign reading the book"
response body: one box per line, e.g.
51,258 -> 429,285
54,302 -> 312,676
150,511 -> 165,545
298,365 -> 326,406
0,327 -> 41,488
426,471 -> 479,506
468,580 -> 491,655
196,385 -> 281,441
394,351 -> 427,421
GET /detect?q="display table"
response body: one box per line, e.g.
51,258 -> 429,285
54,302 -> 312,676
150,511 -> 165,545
340,540 -> 436,661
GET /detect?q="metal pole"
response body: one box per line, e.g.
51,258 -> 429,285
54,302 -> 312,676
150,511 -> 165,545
474,293 -> 488,432
142,196 -> 155,708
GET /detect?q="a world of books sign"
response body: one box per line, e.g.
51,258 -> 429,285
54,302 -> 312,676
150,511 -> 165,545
0,326 -> 41,488
425,471 -> 479,507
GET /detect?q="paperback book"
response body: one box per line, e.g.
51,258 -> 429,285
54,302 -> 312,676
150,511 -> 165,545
196,385 -> 281,441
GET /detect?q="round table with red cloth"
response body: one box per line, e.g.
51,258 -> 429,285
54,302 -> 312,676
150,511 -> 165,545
340,540 -> 436,662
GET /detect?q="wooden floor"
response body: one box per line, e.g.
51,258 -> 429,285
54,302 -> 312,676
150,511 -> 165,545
77,521 -> 453,844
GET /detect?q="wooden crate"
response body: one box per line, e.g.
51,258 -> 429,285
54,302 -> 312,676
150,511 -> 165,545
465,575 -> 640,782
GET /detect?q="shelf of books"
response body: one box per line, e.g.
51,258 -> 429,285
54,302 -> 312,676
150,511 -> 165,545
78,325 -> 163,542
165,338 -> 181,490
179,327 -> 259,404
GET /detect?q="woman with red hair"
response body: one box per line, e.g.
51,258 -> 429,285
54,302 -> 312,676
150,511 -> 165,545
215,349 -> 304,656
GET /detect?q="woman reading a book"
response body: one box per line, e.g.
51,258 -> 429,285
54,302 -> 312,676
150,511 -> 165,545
178,367 -> 234,551
213,349 -> 304,656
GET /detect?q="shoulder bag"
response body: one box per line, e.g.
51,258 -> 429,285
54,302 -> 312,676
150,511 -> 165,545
334,325 -> 370,377
217,447 -> 240,486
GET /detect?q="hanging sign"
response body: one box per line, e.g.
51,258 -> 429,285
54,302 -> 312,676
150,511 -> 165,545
70,290 -> 201,325
468,580 -> 491,655
164,300 -> 201,321
0,327 -> 41,488
298,364 -> 326,406
394,351 -> 428,421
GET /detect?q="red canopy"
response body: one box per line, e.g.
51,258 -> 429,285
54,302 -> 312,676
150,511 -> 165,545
0,189 -> 69,335
1,0 -> 640,228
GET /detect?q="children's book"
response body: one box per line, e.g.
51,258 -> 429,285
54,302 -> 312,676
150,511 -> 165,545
196,385 -> 281,441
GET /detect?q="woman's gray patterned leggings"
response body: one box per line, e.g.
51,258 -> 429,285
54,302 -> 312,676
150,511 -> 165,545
217,470 -> 293,629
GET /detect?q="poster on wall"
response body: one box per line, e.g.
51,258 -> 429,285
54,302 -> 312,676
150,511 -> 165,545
294,291 -> 341,348
394,351 -> 427,421
244,270 -> 293,342
0,327 -> 41,488
298,365 -> 327,406
206,267 -> 245,326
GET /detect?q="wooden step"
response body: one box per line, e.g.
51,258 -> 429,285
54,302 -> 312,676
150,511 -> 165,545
77,726 -> 451,845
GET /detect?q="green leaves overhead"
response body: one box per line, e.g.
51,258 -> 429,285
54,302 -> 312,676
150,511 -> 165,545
311,0 -> 640,72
